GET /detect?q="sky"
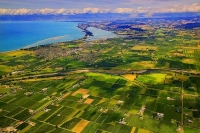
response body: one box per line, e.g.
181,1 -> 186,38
0,0 -> 200,15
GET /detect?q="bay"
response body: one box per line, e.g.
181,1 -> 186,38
0,21 -> 84,52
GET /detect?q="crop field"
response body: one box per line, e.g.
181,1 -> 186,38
1,69 -> 200,132
132,45 -> 157,51
136,73 -> 167,84
1,20 -> 200,133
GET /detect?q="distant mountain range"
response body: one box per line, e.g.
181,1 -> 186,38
0,12 -> 200,21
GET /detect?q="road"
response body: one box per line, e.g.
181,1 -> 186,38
0,68 -> 199,83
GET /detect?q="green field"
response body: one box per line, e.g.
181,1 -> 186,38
1,19 -> 200,133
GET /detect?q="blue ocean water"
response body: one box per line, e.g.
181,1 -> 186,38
0,21 -> 84,52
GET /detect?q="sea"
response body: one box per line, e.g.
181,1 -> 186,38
0,21 -> 84,52
0,21 -> 117,52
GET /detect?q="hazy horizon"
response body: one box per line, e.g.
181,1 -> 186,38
0,0 -> 200,15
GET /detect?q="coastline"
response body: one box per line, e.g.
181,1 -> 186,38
0,29 -> 89,53
21,25 -> 95,51
0,21 -> 84,53
0,22 -> 117,53
0,36 -> 84,53
77,24 -> 93,37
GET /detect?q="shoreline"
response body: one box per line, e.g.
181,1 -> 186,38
0,21 -> 85,53
0,36 -> 84,53
20,25 -> 95,51
77,24 -> 94,37
0,25 -> 86,53
0,23 -> 117,53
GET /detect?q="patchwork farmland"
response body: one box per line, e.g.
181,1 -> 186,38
1,19 -> 200,133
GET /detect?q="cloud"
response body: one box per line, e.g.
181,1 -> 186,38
158,3 -> 200,13
114,8 -> 135,13
0,4 -> 200,15
82,8 -> 110,13
0,0 -> 200,9
0,7 -> 112,15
